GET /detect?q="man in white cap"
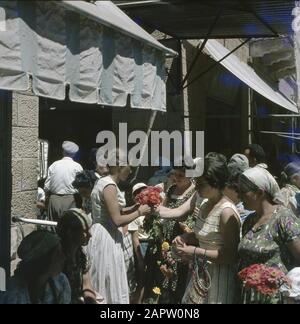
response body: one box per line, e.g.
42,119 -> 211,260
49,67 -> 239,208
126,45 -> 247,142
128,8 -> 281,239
44,141 -> 83,221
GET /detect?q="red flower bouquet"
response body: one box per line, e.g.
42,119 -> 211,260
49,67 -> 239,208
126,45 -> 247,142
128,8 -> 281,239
238,264 -> 291,304
135,186 -> 163,255
135,186 -> 163,207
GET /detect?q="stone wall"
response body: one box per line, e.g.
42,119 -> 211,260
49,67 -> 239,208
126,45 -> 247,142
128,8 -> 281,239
10,91 -> 39,272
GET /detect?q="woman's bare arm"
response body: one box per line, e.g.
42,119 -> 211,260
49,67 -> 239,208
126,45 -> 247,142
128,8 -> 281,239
159,192 -> 198,219
103,185 -> 151,227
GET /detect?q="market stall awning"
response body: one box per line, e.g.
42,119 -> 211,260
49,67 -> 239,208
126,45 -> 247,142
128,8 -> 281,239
119,0 -> 295,39
202,39 -> 298,113
0,1 -> 176,111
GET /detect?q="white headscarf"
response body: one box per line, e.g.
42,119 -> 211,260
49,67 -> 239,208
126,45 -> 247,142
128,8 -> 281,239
242,166 -> 283,203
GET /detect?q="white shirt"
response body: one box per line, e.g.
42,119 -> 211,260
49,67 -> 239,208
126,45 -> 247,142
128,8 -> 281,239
91,175 -> 126,225
44,157 -> 83,195
128,216 -> 149,241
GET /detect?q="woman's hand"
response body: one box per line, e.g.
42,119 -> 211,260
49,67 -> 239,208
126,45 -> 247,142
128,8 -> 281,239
172,233 -> 190,247
175,244 -> 195,263
138,204 -> 152,216
176,244 -> 195,256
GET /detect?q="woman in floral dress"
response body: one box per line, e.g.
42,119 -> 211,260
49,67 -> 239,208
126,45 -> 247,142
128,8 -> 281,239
143,165 -> 195,303
238,166 -> 300,303
160,165 -> 196,303
159,156 -> 241,304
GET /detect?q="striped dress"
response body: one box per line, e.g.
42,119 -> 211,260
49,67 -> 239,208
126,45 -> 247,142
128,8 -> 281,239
192,199 -> 240,304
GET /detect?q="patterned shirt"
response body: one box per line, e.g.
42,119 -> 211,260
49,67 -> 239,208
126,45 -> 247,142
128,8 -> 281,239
239,206 -> 300,273
0,273 -> 71,304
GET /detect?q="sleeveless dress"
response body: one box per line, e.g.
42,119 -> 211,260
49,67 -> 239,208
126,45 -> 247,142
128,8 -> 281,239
87,176 -> 129,304
191,199 -> 241,304
143,184 -> 196,304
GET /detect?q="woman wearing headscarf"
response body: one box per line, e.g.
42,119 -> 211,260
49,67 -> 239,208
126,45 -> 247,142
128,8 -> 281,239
238,167 -> 300,303
57,208 -> 98,304
224,153 -> 254,223
0,231 -> 70,304
279,162 -> 300,217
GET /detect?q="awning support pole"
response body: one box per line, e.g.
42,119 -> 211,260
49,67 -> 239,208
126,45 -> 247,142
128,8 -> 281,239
180,8 -> 223,88
182,38 -> 251,90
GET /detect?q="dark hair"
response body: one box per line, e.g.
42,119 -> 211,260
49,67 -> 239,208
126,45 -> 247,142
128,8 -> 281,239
226,166 -> 244,192
56,213 -> 88,274
200,157 -> 228,190
205,152 -> 227,164
172,157 -> 194,172
38,178 -> 46,189
245,144 -> 266,163
15,245 -> 59,284
72,170 -> 98,190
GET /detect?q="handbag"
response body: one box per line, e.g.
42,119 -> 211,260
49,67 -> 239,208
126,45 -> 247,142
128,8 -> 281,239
182,249 -> 211,304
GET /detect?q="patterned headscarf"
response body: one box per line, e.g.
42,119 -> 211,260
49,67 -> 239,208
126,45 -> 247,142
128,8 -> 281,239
240,166 -> 283,204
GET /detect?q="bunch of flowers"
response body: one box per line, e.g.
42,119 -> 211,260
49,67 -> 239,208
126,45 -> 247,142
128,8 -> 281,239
135,186 -> 163,207
238,264 -> 291,304
135,186 -> 163,254
158,241 -> 178,290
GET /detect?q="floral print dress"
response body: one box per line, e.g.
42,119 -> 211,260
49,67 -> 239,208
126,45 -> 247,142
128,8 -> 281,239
143,184 -> 196,304
238,206 -> 300,303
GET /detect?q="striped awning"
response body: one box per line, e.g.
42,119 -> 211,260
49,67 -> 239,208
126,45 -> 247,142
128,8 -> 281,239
0,1 -> 176,111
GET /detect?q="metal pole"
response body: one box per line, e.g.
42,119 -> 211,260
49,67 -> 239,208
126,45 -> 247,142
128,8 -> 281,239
12,216 -> 57,227
180,8 -> 223,88
182,38 -> 251,90
132,110 -> 157,182
248,88 -> 252,144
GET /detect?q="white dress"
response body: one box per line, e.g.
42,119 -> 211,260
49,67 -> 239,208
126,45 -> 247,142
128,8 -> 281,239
87,176 -> 129,304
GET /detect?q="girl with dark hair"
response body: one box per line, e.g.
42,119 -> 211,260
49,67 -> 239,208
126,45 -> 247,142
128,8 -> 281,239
72,170 -> 98,215
159,157 -> 241,304
0,230 -> 70,304
57,208 -> 98,304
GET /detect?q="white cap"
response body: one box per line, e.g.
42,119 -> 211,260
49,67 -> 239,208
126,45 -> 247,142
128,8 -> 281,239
62,141 -> 79,155
132,183 -> 147,195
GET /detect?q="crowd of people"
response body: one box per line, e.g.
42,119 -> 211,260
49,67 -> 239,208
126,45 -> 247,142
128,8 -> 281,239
1,141 -> 300,304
